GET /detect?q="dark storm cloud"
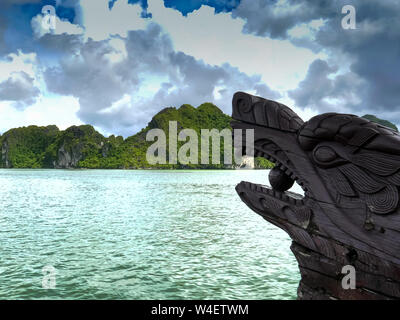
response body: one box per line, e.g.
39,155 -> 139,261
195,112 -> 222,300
289,60 -> 337,108
43,23 -> 279,136
313,1 -> 400,113
233,0 -> 400,116
288,59 -> 363,113
0,71 -> 40,109
36,32 -> 84,55
44,36 -> 138,114
232,0 -> 336,39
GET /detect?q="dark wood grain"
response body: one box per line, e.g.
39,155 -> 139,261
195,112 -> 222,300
232,92 -> 400,300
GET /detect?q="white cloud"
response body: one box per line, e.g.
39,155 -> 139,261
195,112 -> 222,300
0,51 -> 42,109
147,0 -> 326,92
288,19 -> 325,40
0,51 -> 37,82
15,0 -> 327,135
80,0 -> 148,41
0,51 -> 83,131
0,95 -> 82,134
41,23 -> 281,136
0,71 -> 40,109
99,93 -> 131,114
31,12 -> 84,38
104,38 -> 128,63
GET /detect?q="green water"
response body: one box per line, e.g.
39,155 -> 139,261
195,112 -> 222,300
0,169 -> 300,300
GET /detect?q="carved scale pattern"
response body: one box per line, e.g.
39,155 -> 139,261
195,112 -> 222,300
231,92 -> 400,300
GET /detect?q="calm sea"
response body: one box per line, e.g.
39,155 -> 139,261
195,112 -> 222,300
0,169 -> 301,299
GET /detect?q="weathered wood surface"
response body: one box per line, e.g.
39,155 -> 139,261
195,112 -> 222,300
232,92 -> 400,300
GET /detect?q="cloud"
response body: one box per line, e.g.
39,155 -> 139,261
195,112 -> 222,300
0,51 -> 41,109
0,0 -> 326,136
231,0 -> 400,116
111,0 -> 240,16
0,51 -> 37,77
162,0 -> 240,16
31,11 -> 84,38
147,0 -> 324,91
3,0 -> 399,136
43,22 -> 280,136
0,71 -> 40,109
0,95 -> 82,135
12,0 -> 323,136
288,59 -> 363,114
289,59 -> 337,108
0,16 -> 6,51
315,6 -> 400,113
80,0 -> 149,41
232,0 -> 333,39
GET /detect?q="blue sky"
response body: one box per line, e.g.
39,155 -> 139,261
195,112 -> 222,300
0,0 -> 399,136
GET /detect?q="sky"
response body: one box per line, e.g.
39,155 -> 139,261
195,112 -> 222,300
0,0 -> 399,137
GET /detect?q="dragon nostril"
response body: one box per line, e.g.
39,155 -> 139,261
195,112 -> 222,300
314,146 -> 337,163
269,166 -> 295,192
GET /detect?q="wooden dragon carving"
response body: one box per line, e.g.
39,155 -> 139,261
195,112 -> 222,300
232,91 -> 400,300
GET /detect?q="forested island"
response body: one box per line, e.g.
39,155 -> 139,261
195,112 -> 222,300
0,102 -> 397,169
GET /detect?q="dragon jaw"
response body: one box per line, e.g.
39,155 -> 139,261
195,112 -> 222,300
231,91 -> 320,231
231,92 -> 400,300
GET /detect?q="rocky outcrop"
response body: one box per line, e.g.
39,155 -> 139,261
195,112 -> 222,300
101,141 -> 111,158
55,144 -> 83,168
1,140 -> 10,168
0,125 -> 59,168
52,125 -> 106,168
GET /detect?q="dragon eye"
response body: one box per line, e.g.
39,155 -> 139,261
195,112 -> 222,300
314,146 -> 337,163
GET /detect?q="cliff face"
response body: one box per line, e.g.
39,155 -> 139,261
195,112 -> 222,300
0,125 -> 59,168
46,125 -> 108,169
56,144 -> 82,168
0,124 -> 110,169
1,139 -> 9,168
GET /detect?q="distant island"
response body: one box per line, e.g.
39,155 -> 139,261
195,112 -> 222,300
0,103 -> 397,169
361,114 -> 398,132
0,103 -> 272,169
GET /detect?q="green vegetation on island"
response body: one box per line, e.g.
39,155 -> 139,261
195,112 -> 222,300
0,103 -> 273,169
1,105 -> 395,170
362,114 -> 398,132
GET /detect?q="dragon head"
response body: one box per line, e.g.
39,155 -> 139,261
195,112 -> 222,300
232,92 -> 400,299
